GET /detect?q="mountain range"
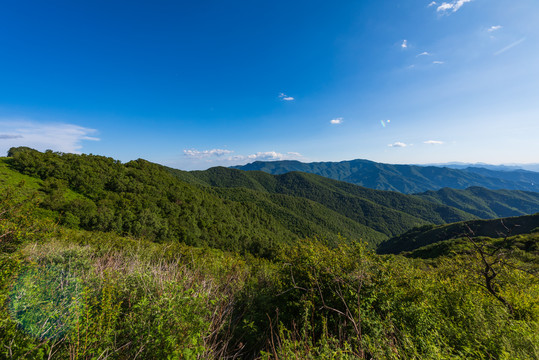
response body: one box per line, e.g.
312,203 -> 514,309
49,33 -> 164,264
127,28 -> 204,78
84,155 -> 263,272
232,159 -> 539,194
5,147 -> 539,255
425,162 -> 539,172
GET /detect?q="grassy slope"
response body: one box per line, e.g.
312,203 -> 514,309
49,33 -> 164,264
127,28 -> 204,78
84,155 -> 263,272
0,157 -> 86,219
0,157 -> 42,191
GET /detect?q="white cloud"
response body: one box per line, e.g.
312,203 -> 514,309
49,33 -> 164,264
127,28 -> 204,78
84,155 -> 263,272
401,40 -> 408,49
433,61 -> 445,64
0,134 -> 23,140
424,140 -> 444,145
183,148 -> 234,158
330,117 -> 343,125
388,142 -> 407,148
248,151 -> 289,160
0,120 -> 99,155
286,151 -> 302,157
181,148 -> 302,166
279,93 -> 295,101
229,151 -> 303,162
494,37 -> 525,56
428,1 -> 437,7
436,0 -> 472,13
488,25 -> 502,32
417,51 -> 431,56
437,3 -> 454,11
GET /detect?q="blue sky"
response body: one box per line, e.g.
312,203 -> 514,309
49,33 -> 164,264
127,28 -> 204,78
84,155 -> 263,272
1,0 -> 538,170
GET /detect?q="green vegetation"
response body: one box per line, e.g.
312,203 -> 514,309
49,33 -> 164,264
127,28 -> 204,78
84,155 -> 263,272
1,147 -> 538,358
1,191 -> 537,358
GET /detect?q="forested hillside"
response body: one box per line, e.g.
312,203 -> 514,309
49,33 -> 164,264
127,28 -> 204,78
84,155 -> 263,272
415,186 -> 539,218
378,213 -> 539,254
233,159 -> 539,193
5,148 -> 298,256
170,166 -> 477,237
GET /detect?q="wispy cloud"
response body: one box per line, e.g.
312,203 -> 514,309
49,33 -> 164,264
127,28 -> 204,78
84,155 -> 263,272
330,117 -> 343,125
428,1 -> 437,7
417,51 -> 431,57
228,151 -> 303,163
433,61 -> 445,64
436,0 -> 472,13
246,151 -> 301,161
388,142 -> 407,148
424,140 -> 444,145
487,25 -> 502,32
279,93 -> 295,101
183,148 -> 234,158
401,40 -> 408,49
494,37 -> 525,56
286,151 -> 302,157
182,149 -> 302,164
0,134 -> 24,140
0,120 -> 99,155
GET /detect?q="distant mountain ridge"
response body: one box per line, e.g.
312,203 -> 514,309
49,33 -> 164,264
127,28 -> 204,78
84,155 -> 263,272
414,187 -> 539,219
424,162 -> 539,172
232,159 -> 539,194
168,166 -> 539,240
